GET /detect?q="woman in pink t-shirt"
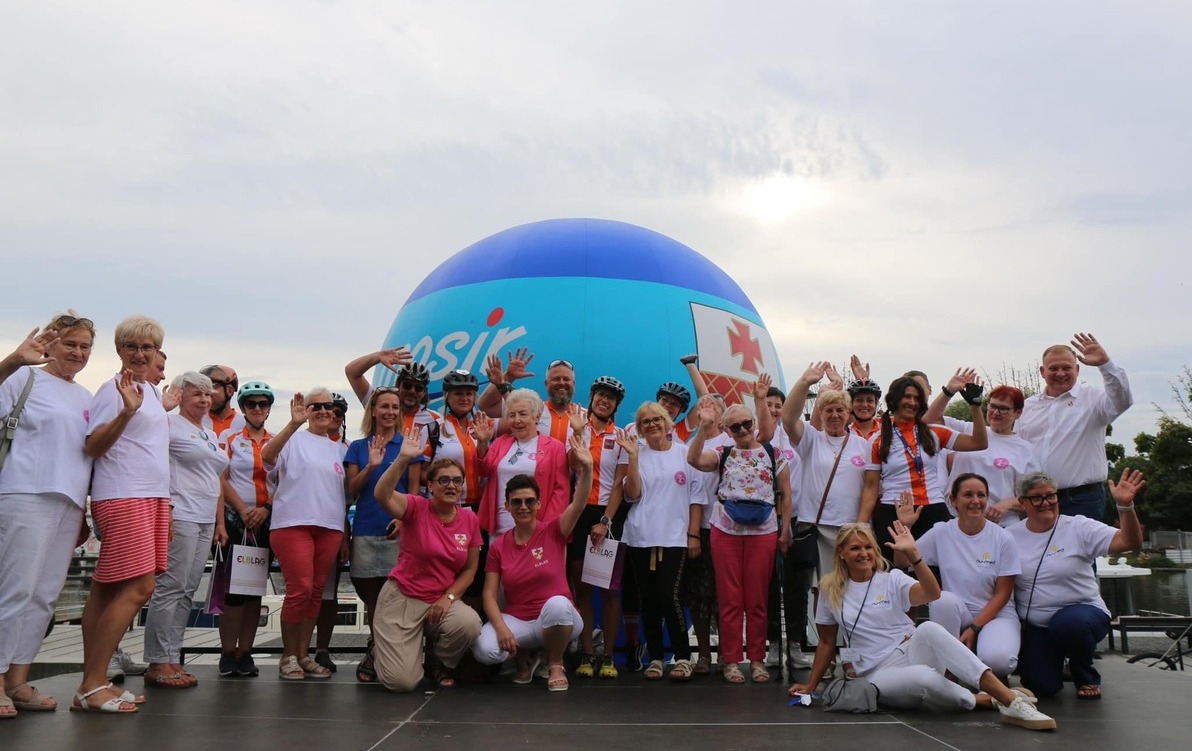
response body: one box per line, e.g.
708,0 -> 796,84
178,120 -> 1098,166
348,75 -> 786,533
471,434 -> 592,691
367,428 -> 483,691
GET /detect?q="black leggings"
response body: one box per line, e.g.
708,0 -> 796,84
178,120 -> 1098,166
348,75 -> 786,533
627,546 -> 690,662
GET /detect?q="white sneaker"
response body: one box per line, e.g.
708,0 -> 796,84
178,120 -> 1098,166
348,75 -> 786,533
765,644 -> 782,668
787,647 -> 813,669
996,696 -> 1056,731
106,653 -> 125,682
115,648 -> 147,677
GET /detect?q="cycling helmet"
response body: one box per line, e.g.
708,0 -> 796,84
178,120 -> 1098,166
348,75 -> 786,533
590,375 -> 626,403
396,362 -> 431,386
847,379 -> 882,398
656,382 -> 692,412
331,392 -> 349,418
442,369 -> 479,392
236,381 -> 274,407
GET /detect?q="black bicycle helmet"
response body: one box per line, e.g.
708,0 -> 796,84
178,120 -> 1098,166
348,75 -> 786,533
590,375 -> 626,403
331,392 -> 349,418
442,369 -> 479,392
656,381 -> 692,412
396,362 -> 431,386
847,379 -> 882,398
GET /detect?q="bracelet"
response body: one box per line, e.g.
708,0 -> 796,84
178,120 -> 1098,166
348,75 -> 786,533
941,387 -> 956,398
969,623 -> 983,635
687,533 -> 700,540
1116,504 -> 1136,512
497,382 -> 514,395
908,557 -> 923,567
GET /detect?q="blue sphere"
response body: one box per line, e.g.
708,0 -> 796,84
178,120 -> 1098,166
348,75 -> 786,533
375,218 -> 783,412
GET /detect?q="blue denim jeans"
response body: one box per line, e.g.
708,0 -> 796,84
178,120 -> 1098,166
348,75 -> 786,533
1019,603 -> 1111,697
1058,482 -> 1107,523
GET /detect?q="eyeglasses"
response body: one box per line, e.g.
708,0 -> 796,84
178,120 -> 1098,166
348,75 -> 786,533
243,399 -> 272,410
120,343 -> 158,354
209,379 -> 234,389
1023,492 -> 1059,507
987,404 -> 1014,415
507,497 -> 539,508
53,315 -> 94,330
398,381 -> 427,393
435,476 -> 465,487
548,359 -> 574,370
307,402 -> 335,412
639,416 -> 665,429
728,419 -> 754,433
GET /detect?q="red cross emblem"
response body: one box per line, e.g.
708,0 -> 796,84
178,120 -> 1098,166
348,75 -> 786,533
727,319 -> 763,374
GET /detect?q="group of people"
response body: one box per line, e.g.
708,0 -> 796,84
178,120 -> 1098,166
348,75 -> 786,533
0,313 -> 1140,732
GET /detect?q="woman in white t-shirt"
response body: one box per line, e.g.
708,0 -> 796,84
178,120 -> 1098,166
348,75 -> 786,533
788,524 -> 1055,731
688,403 -> 791,684
620,401 -> 700,681
902,474 -> 1021,678
0,315 -> 94,717
1009,469 -> 1145,700
142,372 -> 230,689
261,389 -> 349,681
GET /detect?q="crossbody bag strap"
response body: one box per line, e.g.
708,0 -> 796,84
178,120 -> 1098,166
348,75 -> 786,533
814,432 -> 850,526
1022,518 -> 1061,625
0,369 -> 37,471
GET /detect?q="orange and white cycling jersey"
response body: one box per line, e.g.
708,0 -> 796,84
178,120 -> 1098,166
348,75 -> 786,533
850,421 -> 879,440
866,422 -> 958,506
436,412 -> 482,505
582,420 -> 629,506
220,426 -> 275,507
539,401 -> 583,444
403,408 -> 442,460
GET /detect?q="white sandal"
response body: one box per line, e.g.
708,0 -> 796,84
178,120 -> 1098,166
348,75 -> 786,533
69,685 -> 138,714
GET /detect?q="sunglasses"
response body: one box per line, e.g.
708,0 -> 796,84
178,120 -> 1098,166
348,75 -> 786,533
373,387 -> 401,397
507,497 -> 539,508
548,359 -> 574,370
307,402 -> 336,412
243,399 -> 272,410
53,315 -> 94,330
398,381 -> 427,393
435,476 -> 465,487
728,419 -> 754,433
1023,492 -> 1059,507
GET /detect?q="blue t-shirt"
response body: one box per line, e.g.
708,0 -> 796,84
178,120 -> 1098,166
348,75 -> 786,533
344,434 -> 424,536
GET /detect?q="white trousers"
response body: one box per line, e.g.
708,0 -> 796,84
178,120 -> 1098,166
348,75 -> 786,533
472,595 -> 583,664
0,493 -> 84,672
867,621 -> 990,711
143,520 -> 214,663
929,590 -> 1020,677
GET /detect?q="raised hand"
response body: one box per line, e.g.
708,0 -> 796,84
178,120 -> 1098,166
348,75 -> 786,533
161,384 -> 182,411
472,412 -> 495,443
1109,467 -> 1146,507
368,435 -> 387,467
884,520 -> 919,558
567,401 -> 586,434
697,405 -> 718,431
895,490 -> 923,527
946,367 -> 979,394
614,427 -> 638,458
799,361 -> 827,386
377,347 -> 413,373
849,354 -> 870,381
504,347 -> 536,381
569,433 -> 593,468
116,369 -> 144,415
753,373 -> 773,400
1071,332 -> 1109,367
824,363 -> 844,391
398,424 -> 425,459
484,353 -> 505,385
289,394 -> 307,426
9,326 -> 58,366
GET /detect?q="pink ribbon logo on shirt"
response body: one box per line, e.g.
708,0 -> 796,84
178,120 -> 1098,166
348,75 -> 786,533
674,471 -> 687,486
850,456 -> 865,467
993,457 -> 1010,469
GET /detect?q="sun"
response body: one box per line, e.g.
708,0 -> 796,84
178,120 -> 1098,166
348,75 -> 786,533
735,174 -> 831,223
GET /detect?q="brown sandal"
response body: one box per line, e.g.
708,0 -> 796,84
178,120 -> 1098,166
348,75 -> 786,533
5,682 -> 57,711
723,662 -> 745,684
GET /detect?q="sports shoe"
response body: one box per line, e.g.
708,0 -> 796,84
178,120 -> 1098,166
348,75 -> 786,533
107,648 -> 148,681
787,647 -> 813,669
237,652 -> 259,678
575,653 -> 597,678
314,650 -> 337,673
218,652 -> 238,677
765,643 -> 782,668
996,696 -> 1057,731
598,655 -> 619,679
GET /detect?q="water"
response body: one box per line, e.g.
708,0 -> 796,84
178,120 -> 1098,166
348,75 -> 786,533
1106,569 -> 1191,617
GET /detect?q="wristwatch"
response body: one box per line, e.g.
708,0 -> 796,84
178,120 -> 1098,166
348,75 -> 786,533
497,383 -> 514,395
445,593 -> 456,602
599,515 -> 612,527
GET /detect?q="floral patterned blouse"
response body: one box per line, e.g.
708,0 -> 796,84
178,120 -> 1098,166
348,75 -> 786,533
711,446 -> 786,536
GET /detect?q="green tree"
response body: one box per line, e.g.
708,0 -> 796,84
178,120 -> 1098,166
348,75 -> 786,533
1110,418 -> 1192,531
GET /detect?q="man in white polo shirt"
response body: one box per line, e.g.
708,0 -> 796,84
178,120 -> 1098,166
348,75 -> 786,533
1016,332 -> 1132,522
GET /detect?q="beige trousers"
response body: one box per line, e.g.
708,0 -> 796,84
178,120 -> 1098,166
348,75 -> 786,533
372,578 -> 482,692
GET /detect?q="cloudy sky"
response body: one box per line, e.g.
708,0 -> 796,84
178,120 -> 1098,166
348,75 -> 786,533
2,1 -> 1188,447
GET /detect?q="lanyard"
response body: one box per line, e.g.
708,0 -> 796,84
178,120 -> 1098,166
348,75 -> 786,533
842,576 -> 876,647
892,426 -> 923,477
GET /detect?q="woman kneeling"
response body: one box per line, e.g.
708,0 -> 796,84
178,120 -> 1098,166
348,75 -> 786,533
788,523 -> 1055,731
370,430 -> 483,691
473,435 -> 593,691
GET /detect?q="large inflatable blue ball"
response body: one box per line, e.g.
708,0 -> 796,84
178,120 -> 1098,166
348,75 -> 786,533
374,218 -> 784,411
